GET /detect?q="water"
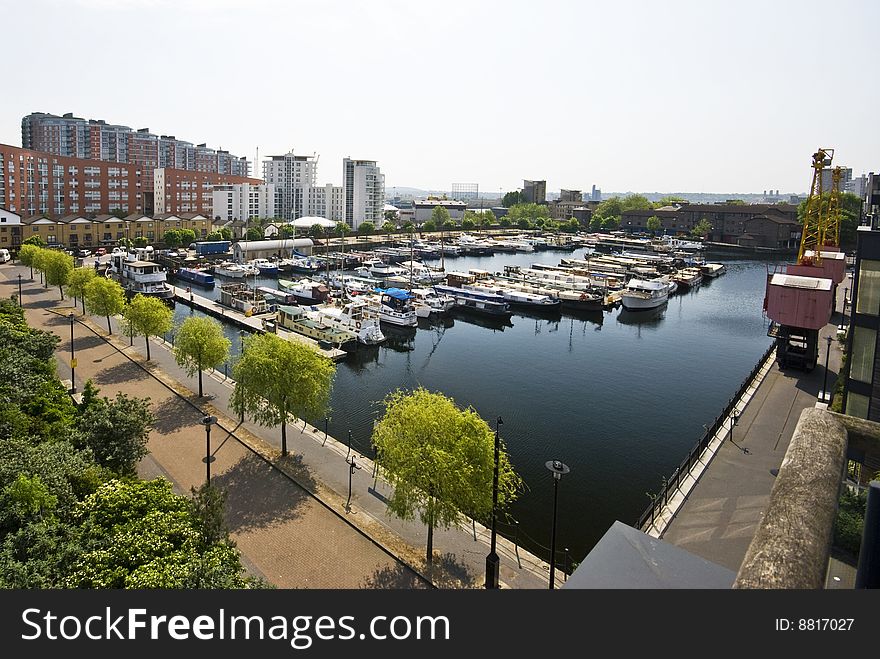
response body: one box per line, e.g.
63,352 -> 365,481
170,250 -> 775,565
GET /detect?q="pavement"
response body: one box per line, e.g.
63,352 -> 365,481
2,262 -> 556,589
655,278 -> 851,575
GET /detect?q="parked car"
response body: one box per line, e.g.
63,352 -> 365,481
77,248 -> 92,257
94,247 -> 107,256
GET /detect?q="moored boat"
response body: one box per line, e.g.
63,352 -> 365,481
620,278 -> 670,311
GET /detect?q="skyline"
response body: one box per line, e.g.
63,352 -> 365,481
3,0 -> 878,195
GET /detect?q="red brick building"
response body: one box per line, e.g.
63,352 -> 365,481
154,168 -> 262,216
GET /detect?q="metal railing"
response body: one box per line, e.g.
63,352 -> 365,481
636,341 -> 775,531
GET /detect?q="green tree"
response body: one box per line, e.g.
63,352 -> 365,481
601,216 -> 620,230
309,224 -> 325,240
173,316 -> 231,397
75,391 -> 154,477
565,217 -> 581,233
620,194 -> 653,212
502,191 -> 524,207
231,333 -> 335,457
122,294 -> 173,361
382,220 -> 396,235
110,208 -> 127,219
67,267 -> 96,313
132,236 -> 148,248
335,221 -> 350,238
517,217 -> 532,230
589,214 -> 603,232
163,228 -> 182,248
245,227 -> 262,241
22,236 -> 46,248
372,387 -> 522,566
646,216 -> 662,235
18,244 -> 40,278
84,277 -> 126,334
499,215 -> 512,228
32,248 -> 50,287
461,217 -> 476,230
402,220 -> 415,233
358,221 -> 375,238
654,196 -> 687,208
593,196 -> 623,225
204,230 -> 223,242
431,205 -> 451,230
481,209 -> 496,229
421,220 -> 437,233
43,250 -> 75,300
690,218 -> 713,239
384,209 -> 398,223
508,203 -> 551,226
219,227 -> 233,241
179,229 -> 197,246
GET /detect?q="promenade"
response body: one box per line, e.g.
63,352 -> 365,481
2,262 -> 556,589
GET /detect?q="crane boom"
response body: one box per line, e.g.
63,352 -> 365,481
797,148 -> 833,265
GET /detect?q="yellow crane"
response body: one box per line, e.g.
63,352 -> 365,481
797,147 -> 833,266
823,166 -> 843,249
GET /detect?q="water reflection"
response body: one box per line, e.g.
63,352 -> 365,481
616,303 -> 668,326
450,309 -> 515,331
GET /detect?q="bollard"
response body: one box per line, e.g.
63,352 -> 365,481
856,481 -> 880,588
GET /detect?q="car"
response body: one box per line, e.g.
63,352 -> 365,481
94,247 -> 107,256
77,248 -> 92,257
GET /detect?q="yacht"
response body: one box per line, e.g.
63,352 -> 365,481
409,287 -> 456,317
700,262 -> 726,278
277,278 -> 331,305
363,288 -> 418,326
369,261 -> 408,279
672,267 -> 704,291
108,247 -> 174,300
305,298 -> 386,345
620,278 -> 670,311
248,258 -> 279,276
214,262 -> 259,278
398,260 -> 446,284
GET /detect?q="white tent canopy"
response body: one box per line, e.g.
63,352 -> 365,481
289,216 -> 338,228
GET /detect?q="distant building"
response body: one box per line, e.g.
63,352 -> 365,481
559,189 -> 582,203
343,158 -> 384,230
212,182 -> 275,222
590,185 -> 602,201
262,151 -> 319,220
304,183 -> 345,222
523,180 -> 547,204
413,199 -> 466,224
551,190 -> 584,220
821,167 -> 852,193
451,183 -> 479,201
154,168 -> 262,217
848,175 -> 868,200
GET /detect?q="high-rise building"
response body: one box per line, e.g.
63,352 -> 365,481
343,158 -> 384,230
591,185 -> 602,202
848,174 -> 868,200
559,189 -> 582,203
523,179 -> 547,204
305,183 -> 345,221
821,167 -> 853,193
212,183 -> 276,222
262,151 -> 319,220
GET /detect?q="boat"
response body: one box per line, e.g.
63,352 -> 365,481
305,299 -> 386,345
409,287 -> 456,316
271,305 -> 357,350
218,282 -> 271,315
173,267 -> 215,287
619,278 -> 670,311
369,261 -> 408,279
434,284 -> 513,318
214,261 -> 259,278
282,256 -> 326,275
398,260 -> 446,284
700,262 -> 726,278
248,258 -> 280,276
107,247 -> 174,300
672,267 -> 703,291
364,288 -> 418,326
277,278 -> 331,305
463,282 -> 561,310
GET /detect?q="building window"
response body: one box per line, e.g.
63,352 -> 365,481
846,392 -> 870,419
856,260 -> 880,316
850,326 -> 877,383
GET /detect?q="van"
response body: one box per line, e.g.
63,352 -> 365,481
0,249 -> 10,263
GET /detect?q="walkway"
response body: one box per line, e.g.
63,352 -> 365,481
2,263 -> 554,589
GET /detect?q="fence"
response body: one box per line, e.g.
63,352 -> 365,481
636,341 -> 776,531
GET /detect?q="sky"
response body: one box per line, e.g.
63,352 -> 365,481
3,0 -> 878,195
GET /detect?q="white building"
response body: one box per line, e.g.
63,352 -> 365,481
305,183 -> 345,222
848,175 -> 868,200
262,151 -> 318,220
0,208 -> 22,248
343,158 -> 384,230
212,183 -> 275,222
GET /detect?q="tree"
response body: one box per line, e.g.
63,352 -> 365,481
502,191 -> 524,207
508,203 -> 550,226
481,209 -> 496,229
84,278 -> 126,334
173,316 -> 231,397
74,391 -> 154,477
122,294 -> 173,361
22,236 -> 46,248
279,224 -> 295,239
219,227 -> 233,241
421,220 -> 437,233
358,221 -> 375,238
43,250 -> 74,300
517,217 -> 532,230
309,224 -> 325,240
690,218 -> 713,239
589,214 -> 603,232
461,217 -> 476,230
654,196 -> 687,208
18,244 -> 40,278
431,205 -> 451,230
335,221 -> 350,238
601,216 -> 620,230
402,220 -> 415,233
132,236 -> 148,248
565,217 -> 581,233
382,220 -> 396,235
163,228 -> 182,248
204,230 -> 223,242
371,387 -> 522,566
245,227 -> 262,241
32,248 -> 50,287
231,333 -> 335,457
67,267 -> 96,313
179,229 -> 197,246
499,216 -> 512,228
593,196 -> 622,227
620,194 -> 653,212
109,208 -> 127,219
646,216 -> 662,235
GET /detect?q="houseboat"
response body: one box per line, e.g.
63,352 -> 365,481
108,247 -> 174,301
271,305 -> 357,351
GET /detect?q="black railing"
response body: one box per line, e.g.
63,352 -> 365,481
636,341 -> 775,531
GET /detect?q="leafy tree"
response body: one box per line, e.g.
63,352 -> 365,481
593,196 -> 622,223
372,387 -> 522,566
122,294 -> 173,361
382,220 -> 396,235
219,227 -> 233,241
179,229 -> 197,246
231,333 -> 335,456
335,221 -> 350,238
67,267 -> 96,313
517,217 -> 532,230
508,203 -> 550,226
84,277 -> 126,334
163,229 -> 182,248
654,196 -> 687,208
43,250 -> 75,300
32,248 -> 50,287
431,205 -> 451,229
502,191 -> 524,207
117,237 -> 133,249
75,392 -> 154,477
481,209 -> 496,228
279,224 -> 295,239
384,209 -> 398,223
110,208 -> 127,219
173,316 -> 231,397
421,220 -> 437,233
565,217 -> 581,233
22,236 -> 46,248
402,220 -> 415,233
133,236 -> 148,248
601,216 -> 620,230
309,224 -> 325,240
690,218 -> 713,239
499,216 -> 511,228
18,244 -> 40,278
726,199 -> 746,206
646,216 -> 662,235
245,227 -> 262,241
204,230 -> 223,242
620,194 -> 653,212
358,221 -> 375,237
461,217 -> 476,230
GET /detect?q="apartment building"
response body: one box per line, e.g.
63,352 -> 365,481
154,168 -> 262,217
18,212 -> 212,248
262,151 -> 318,220
343,158 -> 384,230
212,182 -> 276,222
523,179 -> 547,204
304,183 -> 345,222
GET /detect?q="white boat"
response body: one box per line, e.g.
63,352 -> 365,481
463,283 -> 560,310
277,278 -> 331,305
303,299 -> 386,345
409,287 -> 456,316
700,262 -> 726,278
369,261 -> 408,279
672,267 -> 703,290
620,278 -> 670,311
215,262 -> 258,278
107,247 -> 174,300
361,288 -> 418,326
398,260 -> 446,284
248,258 -> 279,276
434,284 -> 513,317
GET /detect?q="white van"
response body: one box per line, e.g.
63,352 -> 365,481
0,249 -> 10,263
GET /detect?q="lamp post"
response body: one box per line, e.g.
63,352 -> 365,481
485,416 -> 503,589
68,313 -> 76,393
345,455 -> 361,512
821,335 -> 833,403
202,415 -> 217,485
17,273 -> 22,306
545,459 -> 570,589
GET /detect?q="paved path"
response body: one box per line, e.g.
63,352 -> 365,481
2,263 -> 554,589
657,280 -> 848,573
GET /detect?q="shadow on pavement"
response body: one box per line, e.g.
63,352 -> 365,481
93,360 -> 146,386
215,452 -> 312,533
71,333 -> 108,352
359,564 -> 429,589
151,396 -> 197,434
429,552 -> 477,589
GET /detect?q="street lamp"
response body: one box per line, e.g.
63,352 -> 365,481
345,455 -> 361,512
545,459 -> 570,589
821,335 -> 833,403
17,273 -> 22,306
485,416 -> 503,589
202,415 -> 217,485
68,313 -> 76,393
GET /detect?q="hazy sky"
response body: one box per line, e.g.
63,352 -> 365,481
3,0 -> 878,194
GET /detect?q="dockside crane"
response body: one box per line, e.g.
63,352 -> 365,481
796,148 -> 833,266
